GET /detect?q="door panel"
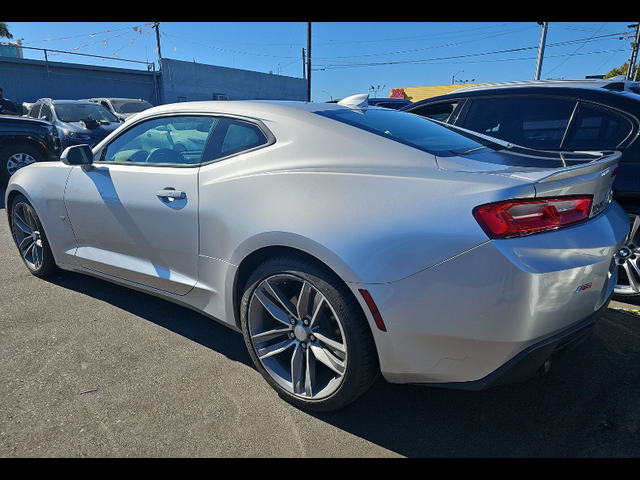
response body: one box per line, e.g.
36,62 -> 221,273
62,114 -> 218,296
64,164 -> 199,295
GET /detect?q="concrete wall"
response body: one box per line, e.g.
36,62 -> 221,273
160,58 -> 307,103
0,56 -> 307,111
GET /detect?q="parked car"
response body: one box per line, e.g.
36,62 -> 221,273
85,97 -> 153,121
401,78 -> 640,297
5,97 -> 628,411
26,98 -> 122,150
0,114 -> 61,184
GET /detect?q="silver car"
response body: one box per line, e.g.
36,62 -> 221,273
4,97 -> 629,412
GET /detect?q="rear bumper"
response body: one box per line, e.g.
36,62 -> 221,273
428,290 -> 612,391
357,201 -> 629,387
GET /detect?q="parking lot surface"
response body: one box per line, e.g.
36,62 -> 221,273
1,187 -> 640,457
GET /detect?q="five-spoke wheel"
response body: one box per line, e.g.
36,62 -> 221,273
241,254 -> 379,412
9,194 -> 57,277
614,213 -> 640,297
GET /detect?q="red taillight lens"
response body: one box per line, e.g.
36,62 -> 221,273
473,196 -> 593,239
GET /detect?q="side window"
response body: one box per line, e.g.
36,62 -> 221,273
203,118 -> 269,162
462,97 -> 577,149
409,101 -> 460,123
564,104 -> 632,150
28,104 -> 41,119
100,115 -> 218,166
40,104 -> 53,122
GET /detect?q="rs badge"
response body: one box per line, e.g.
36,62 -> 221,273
576,282 -> 593,293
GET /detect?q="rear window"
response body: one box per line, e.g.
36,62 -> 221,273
315,108 -> 495,156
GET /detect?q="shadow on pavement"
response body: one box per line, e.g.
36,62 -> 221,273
45,269 -> 640,457
44,270 -> 252,368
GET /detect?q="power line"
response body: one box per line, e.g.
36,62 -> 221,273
317,32 -> 633,70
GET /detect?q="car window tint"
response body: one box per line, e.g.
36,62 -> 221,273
203,118 -> 269,162
463,97 -> 576,149
316,108 -> 500,157
100,116 -> 218,166
565,104 -> 632,150
409,102 -> 459,123
55,103 -> 119,123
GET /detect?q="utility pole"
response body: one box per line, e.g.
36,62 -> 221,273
307,22 -> 311,102
154,22 -> 162,72
626,23 -> 640,81
534,22 -> 548,81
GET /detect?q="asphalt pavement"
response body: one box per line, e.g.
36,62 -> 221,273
1,187 -> 639,457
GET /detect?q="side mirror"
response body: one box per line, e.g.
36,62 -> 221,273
61,144 -> 94,171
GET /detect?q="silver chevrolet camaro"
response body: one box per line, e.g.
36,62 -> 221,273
4,95 -> 630,412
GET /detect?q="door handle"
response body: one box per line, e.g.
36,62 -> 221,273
156,188 -> 186,201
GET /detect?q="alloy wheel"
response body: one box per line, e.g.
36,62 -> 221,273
7,152 -> 37,176
614,213 -> 640,296
247,274 -> 348,400
12,201 -> 44,271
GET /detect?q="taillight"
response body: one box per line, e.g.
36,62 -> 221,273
473,196 -> 593,239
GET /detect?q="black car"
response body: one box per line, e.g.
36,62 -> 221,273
0,115 -> 61,185
401,78 -> 640,297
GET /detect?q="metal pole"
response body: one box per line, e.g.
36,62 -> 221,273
154,22 -> 162,72
307,22 -> 311,102
535,22 -> 548,81
626,23 -> 640,81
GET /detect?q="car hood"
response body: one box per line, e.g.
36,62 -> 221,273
61,120 -> 121,134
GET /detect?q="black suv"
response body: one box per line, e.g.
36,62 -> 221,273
401,78 -> 640,297
0,115 -> 61,185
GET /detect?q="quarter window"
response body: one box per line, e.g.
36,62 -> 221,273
101,116 -> 218,166
203,118 -> 269,162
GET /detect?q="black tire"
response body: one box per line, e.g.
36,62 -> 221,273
9,194 -> 58,278
240,253 -> 380,412
0,144 -> 43,184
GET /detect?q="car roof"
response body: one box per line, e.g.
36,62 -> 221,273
448,77 -> 640,94
402,78 -> 640,112
89,97 -> 147,101
36,98 -> 98,105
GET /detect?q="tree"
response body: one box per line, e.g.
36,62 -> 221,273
605,62 -> 638,80
0,22 -> 13,40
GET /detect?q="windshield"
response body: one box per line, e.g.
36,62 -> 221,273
315,107 -> 501,156
110,99 -> 153,114
55,103 -> 119,123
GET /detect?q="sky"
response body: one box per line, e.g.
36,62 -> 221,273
2,21 -> 638,103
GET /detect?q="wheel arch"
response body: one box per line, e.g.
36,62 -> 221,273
229,236 -> 366,332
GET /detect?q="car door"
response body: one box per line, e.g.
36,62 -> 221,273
63,114 -> 218,295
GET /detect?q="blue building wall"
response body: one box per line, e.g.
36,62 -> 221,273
160,58 -> 307,103
0,56 -> 307,112
0,56 -> 159,109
